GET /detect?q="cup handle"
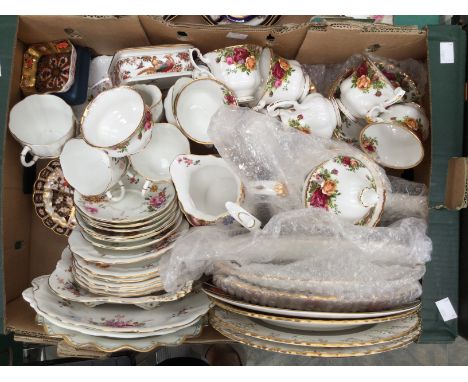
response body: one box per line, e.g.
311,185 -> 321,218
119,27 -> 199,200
384,87 -> 406,108
252,99 -> 267,112
189,48 -> 215,79
20,146 -> 39,167
248,181 -> 288,197
266,100 -> 300,117
366,105 -> 386,123
225,201 -> 262,231
106,180 -> 126,202
141,180 -> 152,196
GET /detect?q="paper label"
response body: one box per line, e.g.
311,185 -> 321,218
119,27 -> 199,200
226,32 -> 248,40
440,42 -> 455,64
435,297 -> 458,321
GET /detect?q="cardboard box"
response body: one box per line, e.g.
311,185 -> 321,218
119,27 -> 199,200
0,16 -> 466,351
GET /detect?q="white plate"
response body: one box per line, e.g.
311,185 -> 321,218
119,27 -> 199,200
212,322 -> 420,358
41,316 -> 202,352
211,307 -> 420,347
25,276 -> 211,335
68,229 -> 176,264
202,283 -> 421,320
81,217 -> 188,251
74,174 -> 176,223
49,250 -> 192,309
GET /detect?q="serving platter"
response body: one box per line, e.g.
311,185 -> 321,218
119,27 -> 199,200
202,283 -> 421,320
210,307 -> 420,347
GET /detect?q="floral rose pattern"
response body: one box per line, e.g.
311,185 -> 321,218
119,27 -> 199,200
288,114 -> 310,134
215,45 -> 261,75
390,116 -> 423,136
333,155 -> 365,172
351,61 -> 386,95
88,314 -> 146,328
113,52 -> 194,84
222,88 -> 237,105
177,156 -> 201,167
146,187 -> 168,212
306,167 -> 341,213
361,135 -> 379,154
266,57 -> 295,96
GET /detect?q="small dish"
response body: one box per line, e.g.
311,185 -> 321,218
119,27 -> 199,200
33,159 -> 76,236
21,39 -> 77,95
359,122 -> 425,169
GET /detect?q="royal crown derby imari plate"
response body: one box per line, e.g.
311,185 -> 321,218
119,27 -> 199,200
41,316 -> 203,353
49,251 -> 192,309
24,286 -> 203,338
76,200 -> 178,232
33,160 -> 76,236
74,174 -> 176,224
68,230 -> 177,264
72,250 -> 160,278
210,307 -> 420,348
202,283 -> 421,320
211,321 -> 420,358
81,216 -> 188,251
303,154 -> 386,227
210,298 -> 421,332
76,208 -> 181,242
27,276 -> 211,334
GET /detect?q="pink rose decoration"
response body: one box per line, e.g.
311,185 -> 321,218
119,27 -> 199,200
274,79 -> 282,88
226,56 -> 234,65
310,188 -> 329,210
149,193 -> 166,209
233,47 -> 250,63
272,62 -> 285,79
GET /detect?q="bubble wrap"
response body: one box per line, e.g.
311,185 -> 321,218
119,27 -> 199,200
158,104 -> 431,312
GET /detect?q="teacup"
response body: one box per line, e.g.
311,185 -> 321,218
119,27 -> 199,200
60,138 -> 128,201
338,56 -> 406,119
173,78 -> 238,144
129,123 -> 190,194
266,94 -> 341,138
252,47 -> 311,110
170,154 -> 244,226
164,77 -> 193,125
366,102 -> 429,141
81,87 -> 152,157
9,94 -> 75,167
189,45 -> 263,103
131,84 -> 164,123
359,122 -> 424,169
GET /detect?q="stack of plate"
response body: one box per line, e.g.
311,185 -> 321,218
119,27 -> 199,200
23,276 -> 210,353
70,172 -> 189,296
203,283 -> 421,357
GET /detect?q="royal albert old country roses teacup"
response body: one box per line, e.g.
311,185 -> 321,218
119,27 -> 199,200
338,56 -> 405,119
266,94 -> 341,139
81,87 -> 152,158
252,48 -> 311,110
129,123 -> 190,194
189,45 -> 262,103
9,94 -> 75,167
366,102 -> 429,141
60,139 -> 128,201
170,154 -> 244,226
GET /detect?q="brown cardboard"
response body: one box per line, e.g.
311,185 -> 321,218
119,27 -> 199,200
164,15 -> 311,26
139,16 -> 310,59
445,157 -> 468,210
2,17 -> 434,352
296,23 -> 427,64
18,16 -> 150,55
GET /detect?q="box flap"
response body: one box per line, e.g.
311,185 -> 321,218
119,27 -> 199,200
18,16 -> 150,55
139,16 -> 310,59
445,157 -> 468,210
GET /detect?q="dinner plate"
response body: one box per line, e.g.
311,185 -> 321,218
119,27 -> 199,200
210,307 -> 420,347
211,322 -> 420,358
210,298 -> 421,332
49,251 -> 192,309
202,283 -> 421,320
74,174 -> 176,224
41,316 -> 203,352
26,276 -> 211,334
81,217 -> 188,251
68,229 -> 177,264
